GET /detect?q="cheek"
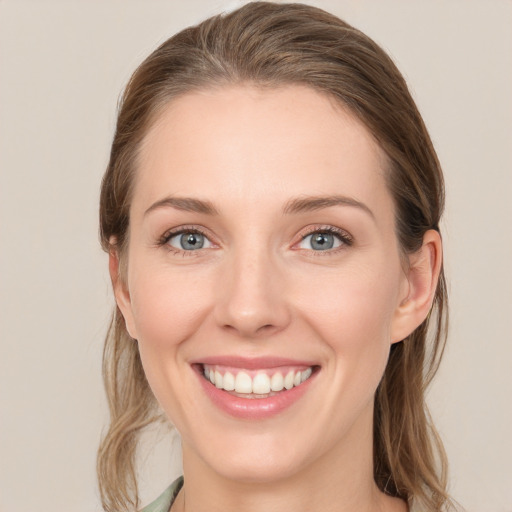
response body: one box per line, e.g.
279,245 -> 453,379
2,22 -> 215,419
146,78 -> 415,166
293,259 -> 402,386
126,262 -> 216,425
128,262 -> 213,352
300,266 -> 399,340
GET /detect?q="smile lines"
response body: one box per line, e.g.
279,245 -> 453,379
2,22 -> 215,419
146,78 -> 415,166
202,364 -> 314,395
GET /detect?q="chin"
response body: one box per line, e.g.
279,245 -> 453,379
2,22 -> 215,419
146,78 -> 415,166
209,454 -> 307,485
190,429 -> 319,485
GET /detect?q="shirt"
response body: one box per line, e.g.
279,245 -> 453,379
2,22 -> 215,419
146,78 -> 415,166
140,476 -> 184,512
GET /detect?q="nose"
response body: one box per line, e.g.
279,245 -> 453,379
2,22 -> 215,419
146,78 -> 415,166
214,248 -> 291,339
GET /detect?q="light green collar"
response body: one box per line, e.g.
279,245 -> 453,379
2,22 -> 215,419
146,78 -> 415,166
140,476 -> 184,512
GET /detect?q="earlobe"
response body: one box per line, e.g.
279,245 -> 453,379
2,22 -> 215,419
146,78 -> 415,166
391,230 -> 442,343
108,244 -> 138,340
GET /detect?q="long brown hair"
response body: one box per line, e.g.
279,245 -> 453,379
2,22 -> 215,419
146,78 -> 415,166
98,2 -> 453,510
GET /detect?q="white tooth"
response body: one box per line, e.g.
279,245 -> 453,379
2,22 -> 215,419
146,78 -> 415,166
209,368 -> 215,384
284,370 -> 295,390
252,373 -> 271,394
223,371 -> 235,391
203,366 -> 208,378
301,367 -> 312,382
293,371 -> 301,387
270,372 -> 284,392
214,370 -> 223,388
235,371 -> 253,393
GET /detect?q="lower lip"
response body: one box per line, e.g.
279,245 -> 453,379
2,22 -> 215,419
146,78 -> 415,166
195,365 -> 318,420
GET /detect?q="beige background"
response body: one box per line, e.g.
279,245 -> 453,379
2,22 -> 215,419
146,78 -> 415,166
1,1 -> 511,511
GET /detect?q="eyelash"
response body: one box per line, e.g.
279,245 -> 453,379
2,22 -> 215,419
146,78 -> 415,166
158,226 -> 211,256
298,225 -> 353,252
157,225 -> 353,256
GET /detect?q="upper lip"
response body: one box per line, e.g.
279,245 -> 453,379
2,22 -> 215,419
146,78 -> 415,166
191,355 -> 318,370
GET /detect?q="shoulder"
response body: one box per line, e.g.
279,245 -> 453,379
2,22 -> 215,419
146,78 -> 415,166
140,476 -> 184,512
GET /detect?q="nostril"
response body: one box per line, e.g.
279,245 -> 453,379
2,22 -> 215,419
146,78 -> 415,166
221,322 -> 279,337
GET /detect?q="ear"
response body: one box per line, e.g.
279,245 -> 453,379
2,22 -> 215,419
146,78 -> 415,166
109,243 -> 138,340
391,229 -> 443,344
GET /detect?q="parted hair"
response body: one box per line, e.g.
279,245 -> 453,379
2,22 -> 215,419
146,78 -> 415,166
98,2 -> 453,511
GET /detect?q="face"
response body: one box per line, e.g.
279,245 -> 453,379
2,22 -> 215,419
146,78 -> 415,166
114,85 -> 415,484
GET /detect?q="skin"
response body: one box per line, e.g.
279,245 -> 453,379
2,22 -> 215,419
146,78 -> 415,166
111,85 -> 441,512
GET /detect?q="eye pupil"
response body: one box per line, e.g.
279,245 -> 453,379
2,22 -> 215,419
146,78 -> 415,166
311,233 -> 334,250
181,233 -> 204,250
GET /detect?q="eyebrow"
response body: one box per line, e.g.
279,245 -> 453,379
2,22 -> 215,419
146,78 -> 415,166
144,194 -> 374,219
283,195 -> 375,219
144,196 -> 219,216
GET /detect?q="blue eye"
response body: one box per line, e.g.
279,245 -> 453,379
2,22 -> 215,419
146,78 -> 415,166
167,231 -> 212,251
299,231 -> 345,251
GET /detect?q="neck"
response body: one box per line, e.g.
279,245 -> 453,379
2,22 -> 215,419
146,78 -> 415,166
172,407 -> 406,512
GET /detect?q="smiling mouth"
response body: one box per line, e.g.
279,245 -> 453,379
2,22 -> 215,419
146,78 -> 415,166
199,364 -> 319,399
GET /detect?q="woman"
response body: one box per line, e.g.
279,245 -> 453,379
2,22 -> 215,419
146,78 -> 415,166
98,2 -> 456,511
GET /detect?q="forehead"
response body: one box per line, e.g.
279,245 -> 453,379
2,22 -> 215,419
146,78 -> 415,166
133,84 -> 391,218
